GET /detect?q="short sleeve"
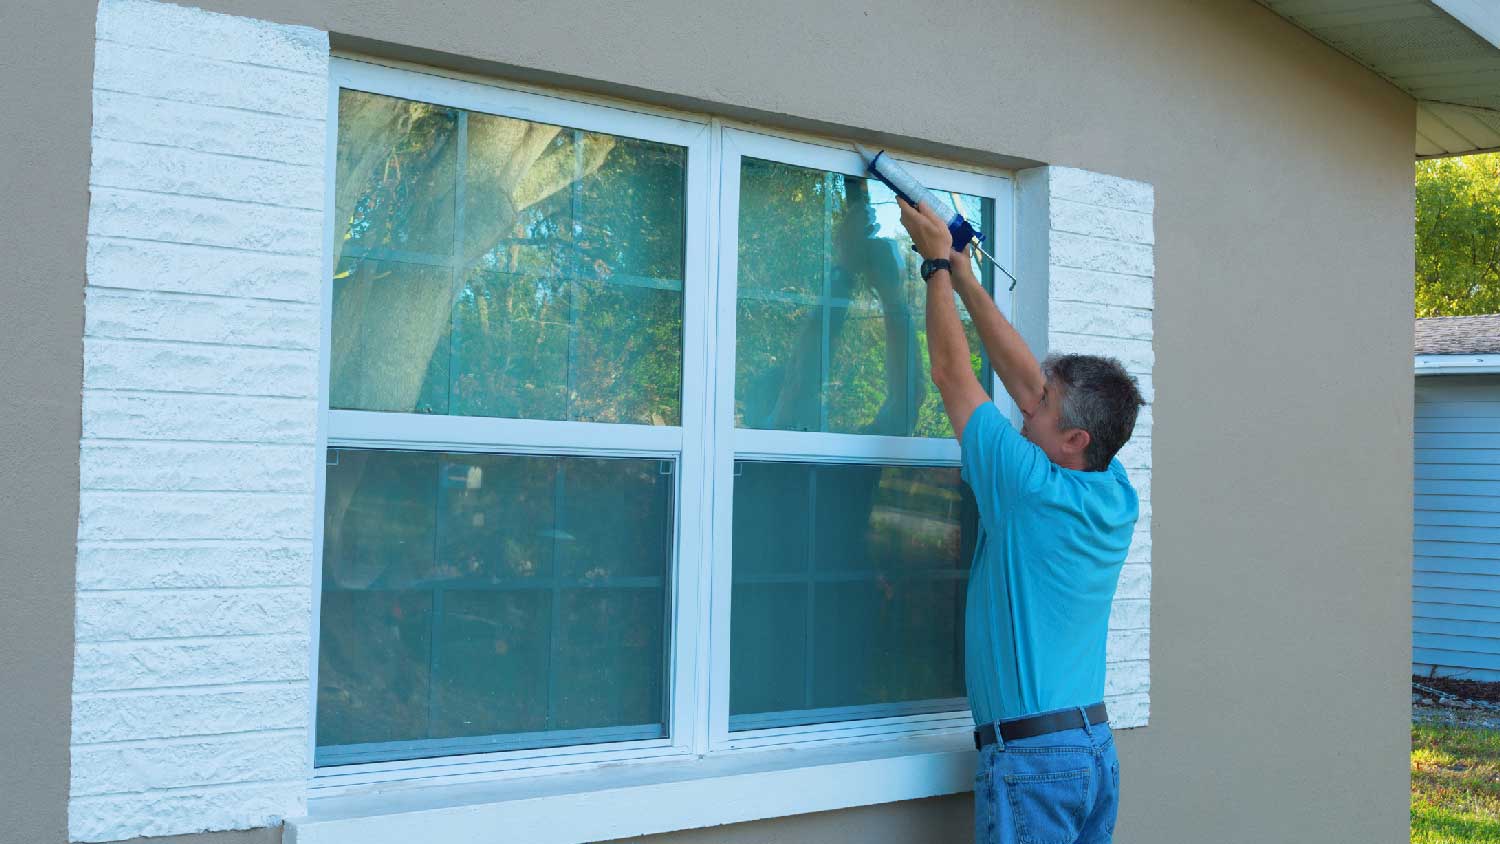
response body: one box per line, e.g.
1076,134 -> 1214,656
960,401 -> 1049,527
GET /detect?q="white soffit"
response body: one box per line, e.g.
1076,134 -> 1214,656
1258,0 -> 1500,157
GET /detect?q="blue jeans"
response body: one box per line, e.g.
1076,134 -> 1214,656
974,709 -> 1119,844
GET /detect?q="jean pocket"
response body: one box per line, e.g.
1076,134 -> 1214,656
1003,767 -> 1091,844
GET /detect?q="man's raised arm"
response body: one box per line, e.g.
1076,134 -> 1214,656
897,198 -> 989,440
947,249 -> 1046,418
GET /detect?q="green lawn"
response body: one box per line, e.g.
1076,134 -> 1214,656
1413,719 -> 1500,843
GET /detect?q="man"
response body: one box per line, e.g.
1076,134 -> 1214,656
897,197 -> 1144,844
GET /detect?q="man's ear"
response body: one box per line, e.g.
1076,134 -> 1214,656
1064,428 -> 1091,457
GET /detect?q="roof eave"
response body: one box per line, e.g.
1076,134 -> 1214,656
1260,0 -> 1500,159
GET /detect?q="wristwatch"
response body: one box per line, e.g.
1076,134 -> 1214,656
919,257 -> 952,282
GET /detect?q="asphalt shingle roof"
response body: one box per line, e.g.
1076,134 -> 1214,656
1416,315 -> 1500,356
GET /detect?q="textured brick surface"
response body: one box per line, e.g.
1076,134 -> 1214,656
88,188 -> 323,255
85,288 -> 321,350
73,1 -> 328,839
71,683 -> 309,744
80,441 -> 317,492
76,588 -> 312,641
93,40 -> 325,119
1049,166 -> 1155,214
76,542 -> 314,591
74,635 -> 309,693
71,732 -> 307,796
1049,266 -> 1153,309
93,90 -> 326,166
70,782 -> 305,844
88,236 -> 324,301
91,138 -> 323,210
83,338 -> 319,398
82,391 -> 318,443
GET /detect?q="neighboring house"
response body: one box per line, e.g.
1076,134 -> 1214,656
1415,315 -> 1500,682
6,1 -> 1495,844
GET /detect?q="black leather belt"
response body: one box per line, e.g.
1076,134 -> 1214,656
973,702 -> 1108,749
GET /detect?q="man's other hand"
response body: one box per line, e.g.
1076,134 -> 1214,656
896,197 -> 953,261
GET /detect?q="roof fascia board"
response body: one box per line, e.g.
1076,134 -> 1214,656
1415,353 -> 1500,375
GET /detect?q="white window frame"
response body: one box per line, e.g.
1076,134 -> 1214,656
309,57 -> 1015,796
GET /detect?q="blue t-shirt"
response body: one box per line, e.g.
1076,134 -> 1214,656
960,401 -> 1138,724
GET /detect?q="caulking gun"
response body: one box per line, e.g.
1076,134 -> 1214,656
854,144 -> 1019,291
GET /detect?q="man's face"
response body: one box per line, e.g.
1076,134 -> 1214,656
1020,379 -> 1089,469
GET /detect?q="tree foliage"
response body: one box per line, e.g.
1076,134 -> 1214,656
1416,153 -> 1500,316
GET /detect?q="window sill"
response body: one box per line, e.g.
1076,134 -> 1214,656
285,730 -> 978,844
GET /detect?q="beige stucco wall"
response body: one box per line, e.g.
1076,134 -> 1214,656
2,0 -> 1414,841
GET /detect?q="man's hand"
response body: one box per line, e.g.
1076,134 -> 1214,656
896,197 -> 953,261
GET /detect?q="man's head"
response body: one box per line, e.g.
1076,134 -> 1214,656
1019,354 -> 1144,472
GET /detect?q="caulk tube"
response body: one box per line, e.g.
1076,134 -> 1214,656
854,144 -> 984,251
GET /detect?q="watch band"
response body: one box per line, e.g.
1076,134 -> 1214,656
920,258 -> 952,281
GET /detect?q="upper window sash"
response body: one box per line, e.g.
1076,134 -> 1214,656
324,58 -> 712,443
714,127 -> 1015,457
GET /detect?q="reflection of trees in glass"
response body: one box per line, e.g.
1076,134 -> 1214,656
331,90 -> 685,422
735,158 -> 992,439
326,91 -> 688,602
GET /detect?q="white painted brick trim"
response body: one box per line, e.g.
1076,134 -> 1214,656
1021,165 -> 1156,729
72,1 -> 328,840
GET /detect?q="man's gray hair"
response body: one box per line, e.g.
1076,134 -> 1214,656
1042,354 -> 1145,472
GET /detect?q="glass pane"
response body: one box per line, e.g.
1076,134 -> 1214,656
553,587 -> 666,730
336,90 -> 458,258
331,89 -> 686,424
735,158 -> 994,438
329,257 -> 454,414
317,449 -> 674,764
316,589 -> 432,747
730,582 -> 807,716
431,590 -> 550,737
729,461 -> 975,729
731,461 -> 811,576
